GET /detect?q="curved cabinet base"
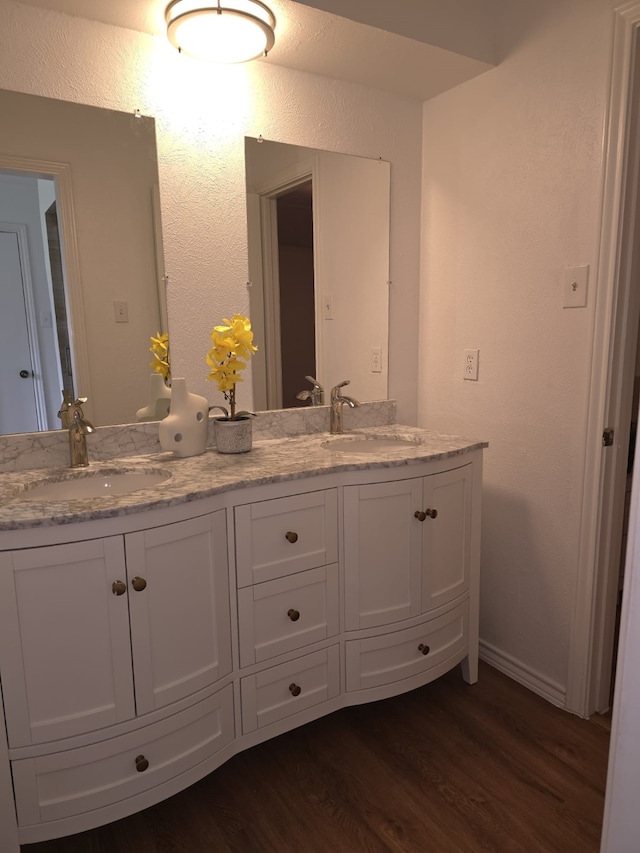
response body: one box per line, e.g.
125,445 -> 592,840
13,652 -> 473,847
13,685 -> 235,845
0,448 -> 482,852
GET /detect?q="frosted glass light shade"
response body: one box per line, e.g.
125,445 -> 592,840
166,0 -> 276,63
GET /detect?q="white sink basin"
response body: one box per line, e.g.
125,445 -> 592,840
20,469 -> 171,501
322,435 -> 421,454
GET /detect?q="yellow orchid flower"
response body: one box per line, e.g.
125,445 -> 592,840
206,314 -> 258,419
149,332 -> 170,383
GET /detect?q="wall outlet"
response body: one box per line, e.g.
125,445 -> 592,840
371,346 -> 383,373
464,349 -> 479,381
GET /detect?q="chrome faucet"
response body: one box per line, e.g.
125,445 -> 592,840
296,376 -> 325,406
58,395 -> 95,468
330,380 -> 360,434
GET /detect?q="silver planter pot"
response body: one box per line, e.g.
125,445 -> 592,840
213,417 -> 253,454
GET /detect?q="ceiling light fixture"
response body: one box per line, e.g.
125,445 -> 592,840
165,0 -> 276,64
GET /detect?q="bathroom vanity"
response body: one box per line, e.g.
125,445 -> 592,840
0,425 -> 485,850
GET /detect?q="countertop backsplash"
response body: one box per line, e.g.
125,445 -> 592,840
0,400 -> 397,474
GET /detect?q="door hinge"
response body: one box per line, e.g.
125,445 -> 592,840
603,427 -> 615,447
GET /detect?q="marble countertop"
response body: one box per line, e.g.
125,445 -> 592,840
0,426 -> 487,531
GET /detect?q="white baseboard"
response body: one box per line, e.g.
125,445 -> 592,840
479,639 -> 567,710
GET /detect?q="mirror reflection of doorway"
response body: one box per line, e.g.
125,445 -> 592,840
45,202 -> 74,398
0,172 -> 70,433
276,181 -> 316,409
248,173 -> 317,412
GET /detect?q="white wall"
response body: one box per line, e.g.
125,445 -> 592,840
420,0 -> 617,700
0,0 -> 422,424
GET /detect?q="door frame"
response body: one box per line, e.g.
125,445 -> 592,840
0,223 -> 48,430
567,1 -> 640,717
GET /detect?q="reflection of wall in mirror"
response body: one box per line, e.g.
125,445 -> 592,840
314,151 -> 390,400
0,89 -> 162,429
245,138 -> 390,409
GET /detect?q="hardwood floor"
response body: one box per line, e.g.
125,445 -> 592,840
24,663 -> 610,853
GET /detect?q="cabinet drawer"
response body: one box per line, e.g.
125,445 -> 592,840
12,685 -> 234,827
241,646 -> 340,733
238,565 -> 339,666
345,600 -> 468,692
235,490 -> 338,586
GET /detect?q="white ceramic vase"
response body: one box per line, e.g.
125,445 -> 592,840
158,378 -> 208,457
213,417 -> 252,454
136,373 -> 172,422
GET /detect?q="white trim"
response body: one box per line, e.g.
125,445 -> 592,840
260,195 -> 283,408
479,640 -> 566,711
0,223 -> 48,429
248,157 -> 313,197
0,155 -> 92,415
566,2 -> 640,717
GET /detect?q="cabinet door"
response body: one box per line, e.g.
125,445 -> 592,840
344,479 -> 423,630
126,512 -> 232,716
421,464 -> 472,612
0,539 -> 135,747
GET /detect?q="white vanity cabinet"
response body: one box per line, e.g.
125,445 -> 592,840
0,510 -> 234,845
343,460 -> 477,695
234,489 -> 341,733
343,463 -> 472,630
0,512 -> 232,748
0,439 -> 483,851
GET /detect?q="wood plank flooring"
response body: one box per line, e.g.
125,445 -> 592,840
24,663 -> 610,853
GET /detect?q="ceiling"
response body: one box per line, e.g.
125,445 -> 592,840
13,0 -> 500,101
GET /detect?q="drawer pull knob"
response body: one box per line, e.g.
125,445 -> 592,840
112,580 -> 126,596
289,682 -> 302,697
288,608 -> 300,622
131,576 -> 147,592
135,754 -> 149,772
285,531 -> 299,544
426,508 -> 438,519
418,643 -> 430,656
414,510 -> 427,522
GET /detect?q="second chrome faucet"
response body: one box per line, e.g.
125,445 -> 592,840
329,380 -> 360,434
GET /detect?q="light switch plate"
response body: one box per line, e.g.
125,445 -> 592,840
563,265 -> 589,308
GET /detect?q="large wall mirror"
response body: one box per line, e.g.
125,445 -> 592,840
0,89 -> 165,436
245,137 -> 390,411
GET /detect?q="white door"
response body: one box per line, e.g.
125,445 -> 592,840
0,230 -> 39,433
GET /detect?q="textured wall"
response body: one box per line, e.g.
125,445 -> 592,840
0,0 -> 422,423
420,0 -> 616,697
